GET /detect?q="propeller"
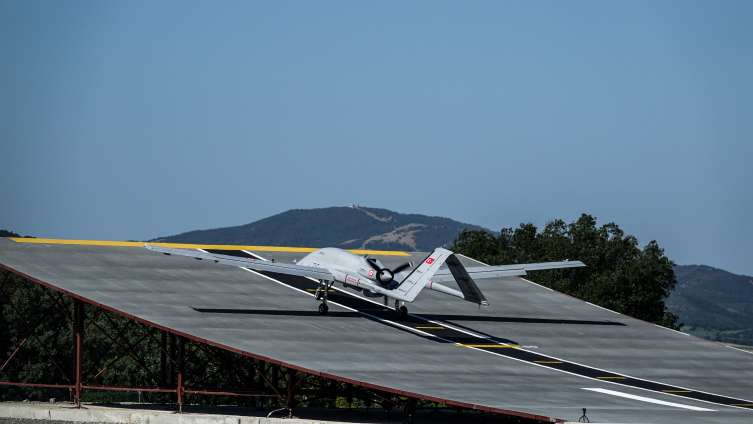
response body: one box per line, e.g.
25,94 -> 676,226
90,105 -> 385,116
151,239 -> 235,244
367,258 -> 413,285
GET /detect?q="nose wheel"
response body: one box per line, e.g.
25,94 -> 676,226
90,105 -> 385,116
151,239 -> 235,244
395,300 -> 408,320
318,303 -> 329,315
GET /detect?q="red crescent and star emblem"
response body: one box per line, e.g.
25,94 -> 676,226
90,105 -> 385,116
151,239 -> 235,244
426,258 -> 435,264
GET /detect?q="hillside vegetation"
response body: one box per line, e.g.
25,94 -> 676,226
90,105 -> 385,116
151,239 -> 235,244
452,214 -> 682,330
150,206 -> 490,251
668,265 -> 753,345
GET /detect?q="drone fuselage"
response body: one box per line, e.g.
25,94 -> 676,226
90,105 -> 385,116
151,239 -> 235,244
297,248 -> 406,294
297,248 -> 462,302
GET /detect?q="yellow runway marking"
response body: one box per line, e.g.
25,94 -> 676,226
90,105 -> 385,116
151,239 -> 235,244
10,238 -> 410,256
662,390 -> 692,393
534,361 -> 563,364
597,377 -> 627,379
454,344 -> 521,348
306,289 -> 335,292
416,327 -> 444,329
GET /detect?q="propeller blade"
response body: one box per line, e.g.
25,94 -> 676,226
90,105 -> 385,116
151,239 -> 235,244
392,262 -> 411,274
366,258 -> 382,272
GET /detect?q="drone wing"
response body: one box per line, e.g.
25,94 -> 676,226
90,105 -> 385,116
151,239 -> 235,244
430,260 -> 586,283
143,244 -> 333,281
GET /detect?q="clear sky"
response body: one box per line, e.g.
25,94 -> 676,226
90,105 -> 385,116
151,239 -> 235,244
1,1 -> 752,275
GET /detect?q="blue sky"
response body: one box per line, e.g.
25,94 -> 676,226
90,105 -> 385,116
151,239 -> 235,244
1,1 -> 752,275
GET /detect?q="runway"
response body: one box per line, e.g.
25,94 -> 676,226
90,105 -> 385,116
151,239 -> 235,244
1,238 -> 752,423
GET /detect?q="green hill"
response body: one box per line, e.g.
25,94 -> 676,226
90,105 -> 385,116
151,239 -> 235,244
668,265 -> 753,345
149,206 -> 491,252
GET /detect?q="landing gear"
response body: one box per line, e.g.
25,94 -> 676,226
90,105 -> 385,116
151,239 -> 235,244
398,306 -> 408,319
317,279 -> 331,315
395,300 -> 408,320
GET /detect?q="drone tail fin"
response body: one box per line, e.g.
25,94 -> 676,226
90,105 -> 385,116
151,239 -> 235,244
392,248 -> 452,302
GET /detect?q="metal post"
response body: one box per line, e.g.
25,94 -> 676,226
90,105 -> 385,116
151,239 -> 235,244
159,330 -> 167,404
177,336 -> 185,413
272,365 -> 279,406
168,334 -> 175,404
346,383 -> 353,410
73,299 -> 84,407
286,368 -> 294,416
71,303 -> 77,404
251,359 -> 256,407
253,359 -> 261,409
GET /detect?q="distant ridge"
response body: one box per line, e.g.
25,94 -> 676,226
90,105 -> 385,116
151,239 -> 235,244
149,206 -> 491,252
668,265 -> 753,346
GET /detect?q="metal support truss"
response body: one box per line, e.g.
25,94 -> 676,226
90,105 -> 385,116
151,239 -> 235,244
0,267 -> 531,422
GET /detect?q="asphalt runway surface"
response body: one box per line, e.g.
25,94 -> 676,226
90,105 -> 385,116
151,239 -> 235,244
1,238 -> 752,423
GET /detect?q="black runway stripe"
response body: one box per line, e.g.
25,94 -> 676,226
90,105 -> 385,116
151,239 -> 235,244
203,249 -> 753,411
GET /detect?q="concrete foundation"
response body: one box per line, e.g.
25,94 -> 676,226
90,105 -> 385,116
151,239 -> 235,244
0,402 -> 519,424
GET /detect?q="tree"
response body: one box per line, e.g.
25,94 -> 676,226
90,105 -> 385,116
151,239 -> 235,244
451,214 -> 683,330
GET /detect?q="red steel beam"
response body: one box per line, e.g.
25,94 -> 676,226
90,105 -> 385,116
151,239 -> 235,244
42,289 -> 73,324
0,286 -> 71,383
83,385 -> 174,393
88,319 -> 159,383
0,381 -> 73,389
184,390 -> 278,397
176,336 -> 186,411
0,337 -> 27,374
285,368 -> 294,410
0,289 -> 70,375
74,298 -> 84,405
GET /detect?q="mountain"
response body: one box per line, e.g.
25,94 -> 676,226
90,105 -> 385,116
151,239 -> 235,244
149,206 -> 491,251
667,265 -> 753,346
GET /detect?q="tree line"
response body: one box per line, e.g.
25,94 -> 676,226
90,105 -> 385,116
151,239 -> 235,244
451,214 -> 682,330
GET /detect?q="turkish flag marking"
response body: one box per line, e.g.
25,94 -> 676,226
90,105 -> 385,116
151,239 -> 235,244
426,258 -> 435,264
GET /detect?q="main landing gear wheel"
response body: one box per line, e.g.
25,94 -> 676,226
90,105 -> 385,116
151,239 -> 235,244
318,303 -> 329,315
398,306 -> 408,319
395,300 -> 408,320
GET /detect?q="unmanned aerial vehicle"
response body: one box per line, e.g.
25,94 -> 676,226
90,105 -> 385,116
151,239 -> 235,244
144,244 -> 585,319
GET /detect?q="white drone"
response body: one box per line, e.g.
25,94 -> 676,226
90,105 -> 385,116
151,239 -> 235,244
144,244 -> 585,319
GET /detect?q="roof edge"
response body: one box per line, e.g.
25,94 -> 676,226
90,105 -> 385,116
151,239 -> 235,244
7,238 -> 410,256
